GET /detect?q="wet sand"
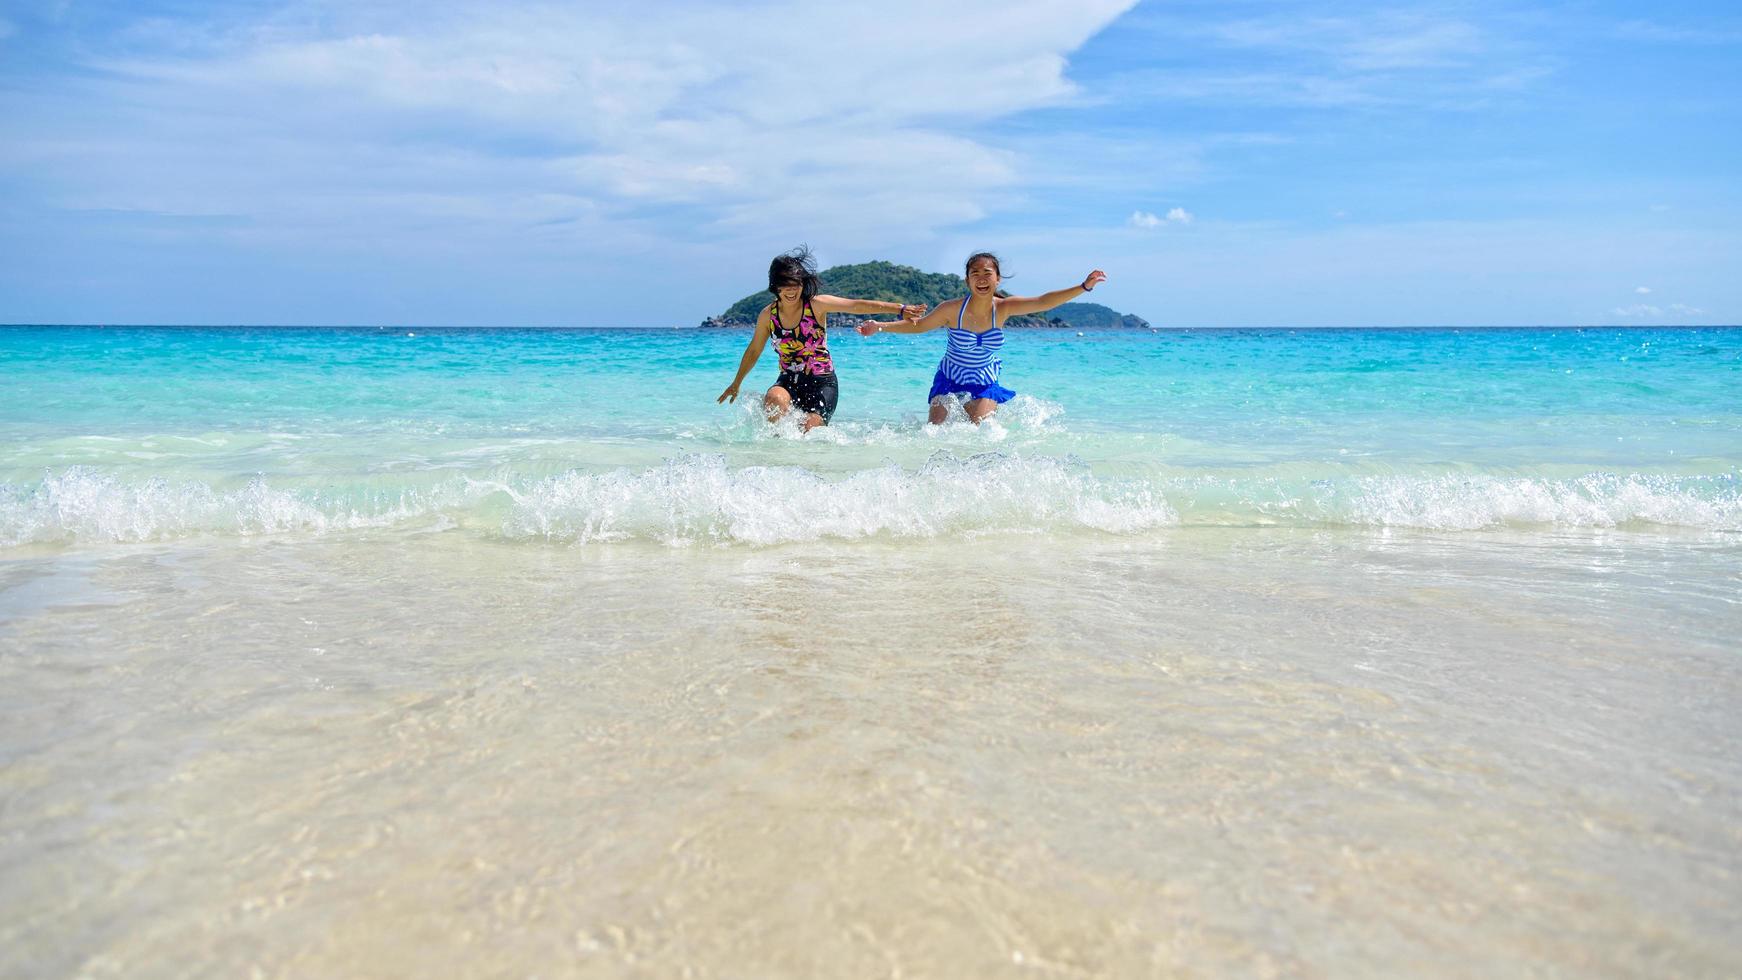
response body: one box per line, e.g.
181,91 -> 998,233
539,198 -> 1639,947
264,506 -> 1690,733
3,528 -> 1739,977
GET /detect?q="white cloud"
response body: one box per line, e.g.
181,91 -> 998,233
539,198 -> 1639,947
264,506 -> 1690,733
18,1 -> 1138,246
1616,20 -> 1742,45
1635,286 -> 1651,294
1129,207 -> 1192,229
1115,9 -> 1551,110
1210,13 -> 1486,71
1612,299 -> 1708,320
1612,304 -> 1662,318
1609,297 -> 1705,320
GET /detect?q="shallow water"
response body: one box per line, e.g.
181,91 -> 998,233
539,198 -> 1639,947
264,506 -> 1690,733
2,327 -> 1739,546
3,325 -> 1740,975
3,529 -> 1740,977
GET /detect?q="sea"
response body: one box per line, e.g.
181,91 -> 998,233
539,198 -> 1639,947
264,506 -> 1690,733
3,324 -> 1739,977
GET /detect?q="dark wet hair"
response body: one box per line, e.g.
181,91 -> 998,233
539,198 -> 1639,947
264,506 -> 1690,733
965,251 -> 1006,279
768,246 -> 822,305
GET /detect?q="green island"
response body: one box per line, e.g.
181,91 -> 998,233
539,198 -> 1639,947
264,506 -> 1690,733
701,260 -> 1149,329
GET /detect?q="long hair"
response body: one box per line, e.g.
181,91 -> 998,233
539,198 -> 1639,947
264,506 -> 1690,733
768,246 -> 822,305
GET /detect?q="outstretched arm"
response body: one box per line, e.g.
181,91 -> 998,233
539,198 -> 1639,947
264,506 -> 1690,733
996,270 -> 1108,317
856,300 -> 955,337
718,309 -> 773,404
811,294 -> 929,319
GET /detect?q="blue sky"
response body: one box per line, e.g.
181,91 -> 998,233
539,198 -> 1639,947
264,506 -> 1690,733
1,0 -> 1738,326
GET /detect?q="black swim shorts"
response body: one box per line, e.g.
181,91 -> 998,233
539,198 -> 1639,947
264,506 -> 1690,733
774,370 -> 839,423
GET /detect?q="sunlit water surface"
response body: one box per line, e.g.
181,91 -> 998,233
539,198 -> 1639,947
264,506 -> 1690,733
2,326 -> 1740,976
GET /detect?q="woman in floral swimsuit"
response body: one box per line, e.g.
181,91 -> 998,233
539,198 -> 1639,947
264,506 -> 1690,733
717,247 -> 926,432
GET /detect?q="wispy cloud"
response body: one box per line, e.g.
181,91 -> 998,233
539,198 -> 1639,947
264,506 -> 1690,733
1611,301 -> 1705,319
8,1 -> 1137,247
1114,7 -> 1553,109
1209,12 -> 1485,71
1612,297 -> 1703,320
1612,303 -> 1662,317
1615,20 -> 1742,45
1129,207 -> 1191,229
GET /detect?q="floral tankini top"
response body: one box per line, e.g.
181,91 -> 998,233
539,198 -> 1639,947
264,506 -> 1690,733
770,301 -> 833,376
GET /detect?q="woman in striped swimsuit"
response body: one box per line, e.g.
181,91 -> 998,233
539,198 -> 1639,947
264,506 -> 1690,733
718,247 -> 928,431
858,252 -> 1107,424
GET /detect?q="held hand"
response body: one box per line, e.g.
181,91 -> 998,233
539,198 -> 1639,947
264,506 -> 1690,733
718,382 -> 740,404
856,322 -> 882,337
903,303 -> 929,318
1082,270 -> 1107,292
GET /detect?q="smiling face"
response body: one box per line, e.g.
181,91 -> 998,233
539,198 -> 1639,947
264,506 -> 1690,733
767,248 -> 819,308
966,256 -> 1001,296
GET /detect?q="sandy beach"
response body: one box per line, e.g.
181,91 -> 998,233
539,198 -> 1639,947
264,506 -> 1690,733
5,527 -> 1738,977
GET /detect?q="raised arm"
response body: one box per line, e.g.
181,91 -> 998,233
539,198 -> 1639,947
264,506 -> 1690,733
717,307 -> 773,404
811,294 -> 929,319
855,300 -> 956,337
996,270 -> 1108,318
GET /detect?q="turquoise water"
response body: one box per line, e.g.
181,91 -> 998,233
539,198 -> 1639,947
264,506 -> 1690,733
6,325 -> 1742,977
2,325 -> 1739,545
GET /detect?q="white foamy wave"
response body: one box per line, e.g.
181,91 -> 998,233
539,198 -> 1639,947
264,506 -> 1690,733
3,463 -> 1737,548
1338,472 -> 1742,530
1195,470 -> 1742,531
0,468 -> 456,546
497,452 -> 1176,544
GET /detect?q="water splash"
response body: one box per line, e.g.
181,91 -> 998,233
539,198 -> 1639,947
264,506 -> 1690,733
4,461 -> 1737,547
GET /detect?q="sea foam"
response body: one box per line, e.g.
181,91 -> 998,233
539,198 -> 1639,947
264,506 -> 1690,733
2,459 -> 1737,547
495,452 -> 1175,544
1212,470 -> 1742,531
0,468 -> 456,546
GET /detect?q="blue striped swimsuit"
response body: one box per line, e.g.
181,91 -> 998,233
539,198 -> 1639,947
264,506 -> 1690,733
941,298 -> 1003,384
928,298 -> 1017,404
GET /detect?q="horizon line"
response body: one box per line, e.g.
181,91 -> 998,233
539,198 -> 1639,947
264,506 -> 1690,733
2,323 -> 1737,332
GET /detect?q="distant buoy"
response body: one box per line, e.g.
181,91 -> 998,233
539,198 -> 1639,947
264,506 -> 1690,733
1076,331 -> 1085,337
407,332 -> 416,337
